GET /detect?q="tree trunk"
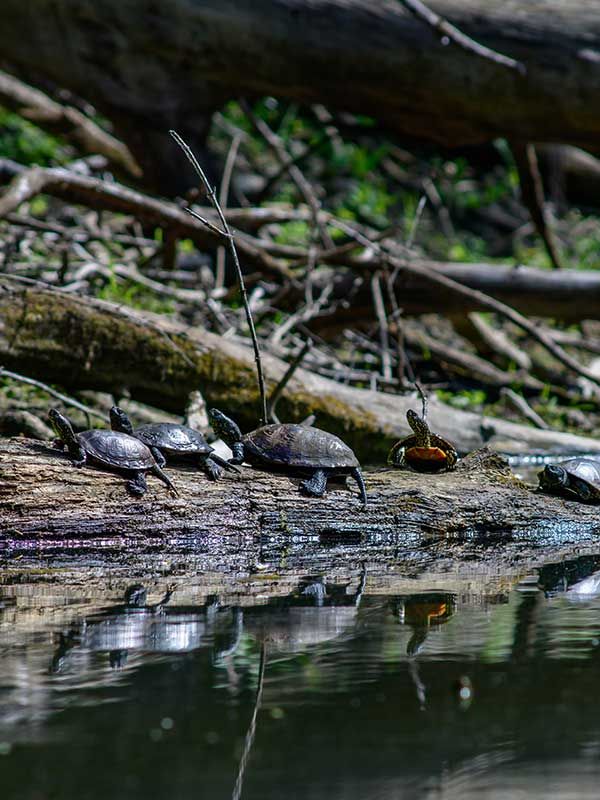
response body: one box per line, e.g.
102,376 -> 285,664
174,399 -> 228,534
2,275 -> 600,459
2,439 -> 598,551
3,1 -> 600,191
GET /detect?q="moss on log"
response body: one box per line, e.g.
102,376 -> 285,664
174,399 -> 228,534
2,276 -> 600,461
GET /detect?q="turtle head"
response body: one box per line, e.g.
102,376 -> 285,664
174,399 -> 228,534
539,464 -> 567,491
208,409 -> 242,447
48,408 -> 77,445
110,406 -> 134,435
406,409 -> 430,445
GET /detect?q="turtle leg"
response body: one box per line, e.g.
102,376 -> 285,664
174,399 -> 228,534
300,469 -> 328,498
150,464 -> 178,495
387,442 -> 406,467
67,443 -> 87,467
150,446 -> 167,468
228,442 -> 245,465
127,471 -> 148,497
203,456 -> 223,481
208,453 -> 241,474
350,467 -> 368,510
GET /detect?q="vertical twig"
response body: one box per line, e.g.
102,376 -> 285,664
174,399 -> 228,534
268,340 -> 312,423
511,141 -> 563,270
170,130 -> 268,425
215,132 -> 243,291
231,640 -> 267,800
415,381 -> 428,420
371,273 -> 393,382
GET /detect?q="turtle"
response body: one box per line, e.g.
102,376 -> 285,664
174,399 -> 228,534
208,408 -> 367,508
48,408 -> 176,496
387,409 -> 457,473
109,406 -> 238,481
538,458 -> 600,502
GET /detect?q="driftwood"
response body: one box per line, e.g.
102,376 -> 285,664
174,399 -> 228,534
2,439 -> 600,549
3,276 -> 600,458
3,1 -> 600,191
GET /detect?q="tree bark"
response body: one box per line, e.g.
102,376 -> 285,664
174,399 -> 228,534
3,1 -> 600,191
2,275 -> 600,459
2,439 -> 599,550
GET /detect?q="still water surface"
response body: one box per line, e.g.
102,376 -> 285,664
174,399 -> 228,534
2,554 -> 600,799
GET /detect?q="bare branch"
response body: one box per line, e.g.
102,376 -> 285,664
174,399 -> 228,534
399,0 -> 526,74
170,129 -> 269,426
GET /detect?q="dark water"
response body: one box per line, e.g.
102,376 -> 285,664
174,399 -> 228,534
3,553 -> 600,800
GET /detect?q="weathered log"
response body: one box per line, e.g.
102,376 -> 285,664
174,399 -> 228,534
309,261 -> 600,331
3,1 -> 600,192
2,275 -> 600,459
2,439 -> 599,551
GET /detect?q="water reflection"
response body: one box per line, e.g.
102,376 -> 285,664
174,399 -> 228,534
2,556 -> 600,798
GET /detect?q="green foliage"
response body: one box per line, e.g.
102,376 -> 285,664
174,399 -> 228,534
0,107 -> 69,165
96,272 -> 175,314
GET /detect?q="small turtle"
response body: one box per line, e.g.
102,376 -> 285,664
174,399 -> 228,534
48,408 -> 176,496
538,458 -> 600,502
208,409 -> 367,508
109,406 -> 238,480
388,409 -> 457,473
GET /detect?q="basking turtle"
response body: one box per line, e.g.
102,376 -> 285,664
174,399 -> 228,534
208,409 -> 367,508
48,408 -> 176,496
388,409 -> 457,473
538,458 -> 600,502
109,406 -> 238,480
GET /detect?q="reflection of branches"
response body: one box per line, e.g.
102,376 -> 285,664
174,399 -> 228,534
231,640 -> 267,800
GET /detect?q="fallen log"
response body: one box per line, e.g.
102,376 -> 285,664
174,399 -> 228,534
1,276 -> 600,459
3,1 -> 600,192
2,439 -> 600,549
308,261 -> 600,330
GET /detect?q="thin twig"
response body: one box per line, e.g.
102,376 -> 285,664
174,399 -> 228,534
240,100 -> 334,250
415,381 -> 428,420
215,132 -> 243,290
170,129 -> 268,425
399,0 -> 526,75
0,367 -> 108,426
371,273 -> 392,381
231,640 -> 267,800
500,388 -> 549,430
511,141 -> 562,270
268,340 -> 312,423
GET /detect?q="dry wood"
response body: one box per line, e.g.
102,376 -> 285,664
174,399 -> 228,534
0,70 -> 142,178
2,275 -> 600,459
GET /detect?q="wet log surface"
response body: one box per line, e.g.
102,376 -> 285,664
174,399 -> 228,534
2,438 -> 600,582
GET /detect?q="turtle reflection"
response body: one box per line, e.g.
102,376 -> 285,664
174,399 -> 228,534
393,592 -> 456,656
392,592 -> 456,709
48,584 -> 220,673
240,568 -> 366,654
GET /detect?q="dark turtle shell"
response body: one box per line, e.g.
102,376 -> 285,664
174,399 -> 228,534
539,458 -> 600,501
79,429 -> 156,470
243,424 -> 359,470
133,423 -> 212,456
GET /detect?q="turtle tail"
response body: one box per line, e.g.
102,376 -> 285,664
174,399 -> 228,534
152,465 -> 178,496
351,467 -> 368,510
